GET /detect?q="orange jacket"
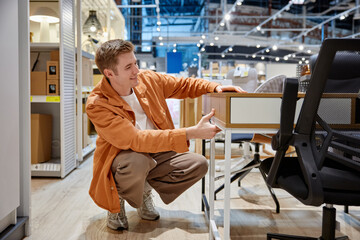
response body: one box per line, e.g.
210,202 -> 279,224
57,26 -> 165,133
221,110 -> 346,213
86,70 -> 219,212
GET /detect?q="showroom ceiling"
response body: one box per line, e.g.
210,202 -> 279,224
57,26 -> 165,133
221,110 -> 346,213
115,0 -> 360,62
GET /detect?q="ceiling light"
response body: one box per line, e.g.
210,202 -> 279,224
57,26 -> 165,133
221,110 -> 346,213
214,36 -> 219,41
199,39 -> 204,44
307,50 -> 311,54
284,56 -> 288,60
299,60 -> 303,64
197,43 -> 200,47
275,57 -> 280,61
302,57 -> 305,61
272,45 -> 278,51
201,47 -> 205,52
193,58 -> 198,61
292,54 -> 296,57
158,36 -> 163,40
157,21 -> 161,26
299,45 -> 304,50
340,15 -> 346,20
256,44 -> 260,48
173,49 -> 177,53
224,14 -> 231,21
201,35 -> 206,39
220,22 -> 225,27
256,26 -> 261,31
210,42 -> 214,46
237,2 -> 242,6
266,49 -> 270,53
160,42 -> 163,46
156,27 -> 160,32
305,60 -> 309,64
173,43 -> 177,47
261,56 -> 265,60
228,47 -> 233,52
252,54 -> 256,58
83,10 -> 102,37
221,53 -> 225,58
30,7 -> 59,23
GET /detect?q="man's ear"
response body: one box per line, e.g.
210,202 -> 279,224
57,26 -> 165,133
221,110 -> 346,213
103,68 -> 114,79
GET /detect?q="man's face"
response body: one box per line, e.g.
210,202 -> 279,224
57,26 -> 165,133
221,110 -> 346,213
106,51 -> 140,95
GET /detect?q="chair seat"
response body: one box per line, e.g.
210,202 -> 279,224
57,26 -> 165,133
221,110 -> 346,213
261,157 -> 360,206
231,133 -> 254,142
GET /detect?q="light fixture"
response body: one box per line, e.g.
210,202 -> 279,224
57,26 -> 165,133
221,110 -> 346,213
210,42 -> 214,46
224,13 -> 231,21
256,44 -> 261,48
199,39 -> 204,44
159,36 -> 163,40
221,53 -> 225,58
30,7 -> 59,42
214,36 -> 219,41
83,10 -> 103,37
220,22 -> 225,27
275,57 -> 280,61
299,45 -> 304,50
261,56 -> 265,60
160,42 -> 164,46
228,47 -> 233,52
272,45 -> 278,51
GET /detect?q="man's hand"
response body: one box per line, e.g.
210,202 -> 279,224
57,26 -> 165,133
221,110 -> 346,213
215,85 -> 247,93
186,109 -> 222,140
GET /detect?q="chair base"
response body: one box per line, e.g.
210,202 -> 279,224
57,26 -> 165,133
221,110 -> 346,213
267,206 -> 349,240
267,232 -> 348,240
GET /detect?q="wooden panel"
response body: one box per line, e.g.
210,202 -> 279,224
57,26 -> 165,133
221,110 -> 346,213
0,0 -> 20,221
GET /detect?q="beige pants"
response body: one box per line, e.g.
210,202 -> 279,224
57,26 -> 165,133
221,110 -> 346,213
111,150 -> 208,208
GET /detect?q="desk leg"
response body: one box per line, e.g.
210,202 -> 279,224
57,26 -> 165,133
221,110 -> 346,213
209,137 -> 220,240
224,129 -> 232,240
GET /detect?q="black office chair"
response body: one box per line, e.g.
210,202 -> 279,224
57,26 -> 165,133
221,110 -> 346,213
309,51 -> 360,93
260,38 -> 360,240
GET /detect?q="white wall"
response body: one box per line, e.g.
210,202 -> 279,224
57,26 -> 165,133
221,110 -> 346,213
0,0 -> 20,228
266,63 -> 297,79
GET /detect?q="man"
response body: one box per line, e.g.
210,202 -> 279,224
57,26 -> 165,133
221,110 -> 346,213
86,39 -> 245,230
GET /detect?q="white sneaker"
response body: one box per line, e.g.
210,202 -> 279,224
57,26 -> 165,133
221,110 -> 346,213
107,198 -> 128,230
137,186 -> 160,220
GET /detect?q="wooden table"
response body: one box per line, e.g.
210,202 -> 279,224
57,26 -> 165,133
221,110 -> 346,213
202,92 -> 359,240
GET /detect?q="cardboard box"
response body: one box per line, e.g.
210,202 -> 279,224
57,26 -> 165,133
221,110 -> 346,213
31,72 -> 46,95
82,57 -> 93,86
47,80 -> 59,95
47,61 -> 59,80
31,114 -> 52,164
50,50 -> 59,61
93,74 -> 102,86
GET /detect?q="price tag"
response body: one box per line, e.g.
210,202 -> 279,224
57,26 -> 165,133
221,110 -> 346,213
46,96 -> 60,102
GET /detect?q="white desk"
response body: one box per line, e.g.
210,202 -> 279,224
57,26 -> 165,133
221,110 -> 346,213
202,92 -> 359,240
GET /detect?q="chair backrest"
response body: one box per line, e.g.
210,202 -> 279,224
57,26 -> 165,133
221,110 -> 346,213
309,52 -> 360,93
254,74 -> 286,93
268,38 -> 360,206
226,67 -> 258,92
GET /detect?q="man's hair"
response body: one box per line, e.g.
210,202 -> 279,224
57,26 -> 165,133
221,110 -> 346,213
95,39 -> 135,75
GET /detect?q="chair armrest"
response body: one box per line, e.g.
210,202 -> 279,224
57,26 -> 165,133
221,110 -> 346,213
267,78 -> 299,187
271,78 -> 299,151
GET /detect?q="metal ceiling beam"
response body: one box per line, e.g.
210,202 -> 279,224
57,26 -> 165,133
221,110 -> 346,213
291,4 -> 360,41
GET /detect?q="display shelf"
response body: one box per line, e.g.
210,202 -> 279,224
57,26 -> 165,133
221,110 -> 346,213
82,142 -> 96,158
31,95 -> 61,103
82,50 -> 95,60
30,42 -> 60,51
31,159 -> 61,177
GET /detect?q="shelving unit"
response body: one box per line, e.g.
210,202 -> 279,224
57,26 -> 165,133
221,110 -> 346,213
30,0 -> 76,178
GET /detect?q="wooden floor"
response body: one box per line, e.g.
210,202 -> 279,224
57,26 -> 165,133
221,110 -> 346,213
25,153 -> 360,240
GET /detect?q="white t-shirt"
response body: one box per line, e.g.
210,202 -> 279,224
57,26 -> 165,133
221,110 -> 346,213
121,89 -> 156,130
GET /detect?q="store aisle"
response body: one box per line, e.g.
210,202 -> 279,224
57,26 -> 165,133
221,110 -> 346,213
25,153 -> 360,240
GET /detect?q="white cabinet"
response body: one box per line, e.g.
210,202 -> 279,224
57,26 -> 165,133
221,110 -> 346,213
30,0 -> 76,178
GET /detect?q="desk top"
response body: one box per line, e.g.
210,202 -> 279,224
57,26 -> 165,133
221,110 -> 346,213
203,92 -> 359,130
